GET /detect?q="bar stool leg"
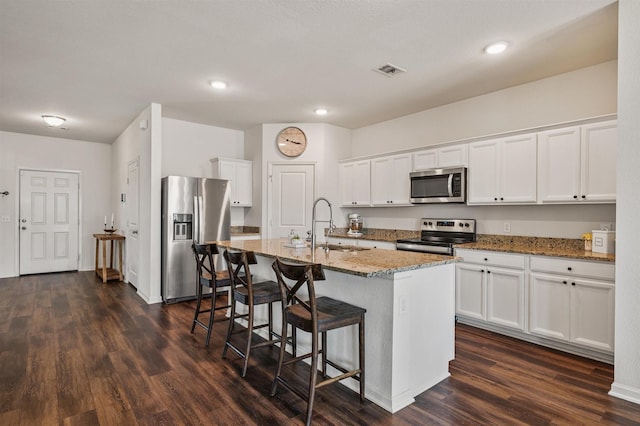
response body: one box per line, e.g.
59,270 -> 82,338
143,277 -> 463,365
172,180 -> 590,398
306,329 -> 319,426
359,318 -> 365,401
205,291 -> 217,346
222,294 -> 237,359
191,282 -> 203,333
271,316 -> 289,396
241,301 -> 255,377
321,331 -> 327,379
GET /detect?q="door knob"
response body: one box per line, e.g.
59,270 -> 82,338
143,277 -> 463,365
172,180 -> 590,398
21,226 -> 27,230
21,219 -> 27,223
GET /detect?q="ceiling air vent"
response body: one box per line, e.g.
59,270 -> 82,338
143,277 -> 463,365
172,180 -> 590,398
374,63 -> 406,78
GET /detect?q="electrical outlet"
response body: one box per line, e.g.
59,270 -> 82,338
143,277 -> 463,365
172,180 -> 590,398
0,215 -> 10,223
504,222 -> 511,233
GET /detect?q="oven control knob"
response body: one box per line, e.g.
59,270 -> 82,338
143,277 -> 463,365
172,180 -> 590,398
428,221 -> 433,226
464,223 -> 470,227
459,223 -> 464,227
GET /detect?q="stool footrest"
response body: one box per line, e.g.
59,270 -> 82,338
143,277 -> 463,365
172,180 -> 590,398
315,369 -> 361,389
282,350 -> 324,366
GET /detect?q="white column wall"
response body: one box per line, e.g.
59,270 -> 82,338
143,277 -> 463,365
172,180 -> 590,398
610,0 -> 640,405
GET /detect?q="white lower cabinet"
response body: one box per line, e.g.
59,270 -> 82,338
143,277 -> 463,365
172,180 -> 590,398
455,249 -> 615,361
455,249 -> 525,331
529,257 -> 615,352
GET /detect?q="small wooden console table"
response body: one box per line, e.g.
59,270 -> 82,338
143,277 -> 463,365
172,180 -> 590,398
93,233 -> 125,283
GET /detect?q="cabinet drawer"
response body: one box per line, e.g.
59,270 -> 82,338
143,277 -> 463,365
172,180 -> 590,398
530,256 -> 614,281
455,249 -> 525,270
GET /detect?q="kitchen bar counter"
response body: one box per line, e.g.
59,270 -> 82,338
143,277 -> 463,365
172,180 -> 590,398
456,234 -> 615,262
213,238 -> 456,414
216,238 -> 457,277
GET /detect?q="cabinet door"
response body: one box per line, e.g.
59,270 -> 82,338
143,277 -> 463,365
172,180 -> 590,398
581,121 -> 617,202
413,149 -> 438,171
486,267 -> 525,330
500,134 -> 537,203
234,161 -> 252,206
438,144 -> 468,167
529,272 -> 570,341
339,162 -> 356,206
352,160 -> 371,206
570,278 -> 615,351
538,126 -> 581,202
468,139 -> 500,203
455,263 -> 485,320
370,157 -> 392,205
389,154 -> 411,204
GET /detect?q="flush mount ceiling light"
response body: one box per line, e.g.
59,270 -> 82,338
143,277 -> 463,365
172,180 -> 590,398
42,115 -> 66,127
314,108 -> 328,116
484,41 -> 509,55
210,80 -> 227,89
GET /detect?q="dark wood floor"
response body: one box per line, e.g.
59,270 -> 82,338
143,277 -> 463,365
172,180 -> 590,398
1,271 -> 639,425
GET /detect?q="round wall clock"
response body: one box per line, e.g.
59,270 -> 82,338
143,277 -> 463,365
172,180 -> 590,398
276,127 -> 307,157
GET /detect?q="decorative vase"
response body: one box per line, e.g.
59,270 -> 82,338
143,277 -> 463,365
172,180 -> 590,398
584,240 -> 592,251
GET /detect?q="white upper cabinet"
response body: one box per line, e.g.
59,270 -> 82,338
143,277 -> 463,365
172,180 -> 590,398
538,120 -> 617,203
340,160 -> 371,207
413,144 -> 468,171
371,154 -> 412,206
467,134 -> 537,204
211,158 -> 253,207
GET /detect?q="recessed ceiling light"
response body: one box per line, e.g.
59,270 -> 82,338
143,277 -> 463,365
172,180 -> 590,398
42,115 -> 66,127
210,80 -> 227,89
314,108 -> 328,116
484,41 -> 509,55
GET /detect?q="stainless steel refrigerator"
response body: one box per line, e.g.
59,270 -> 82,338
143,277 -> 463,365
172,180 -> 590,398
161,176 -> 231,303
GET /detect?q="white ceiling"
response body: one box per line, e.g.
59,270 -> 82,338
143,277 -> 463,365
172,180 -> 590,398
0,0 -> 618,144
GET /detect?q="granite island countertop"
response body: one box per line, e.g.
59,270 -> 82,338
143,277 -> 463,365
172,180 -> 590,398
455,235 -> 615,262
213,238 -> 458,277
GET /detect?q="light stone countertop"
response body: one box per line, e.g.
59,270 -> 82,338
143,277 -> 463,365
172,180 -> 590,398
455,235 -> 615,262
213,239 -> 458,277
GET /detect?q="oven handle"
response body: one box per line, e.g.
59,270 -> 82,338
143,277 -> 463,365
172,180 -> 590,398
396,242 -> 453,255
448,173 -> 454,197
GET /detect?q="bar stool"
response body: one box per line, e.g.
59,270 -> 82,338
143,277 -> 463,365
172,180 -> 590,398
271,257 -> 366,426
222,249 -> 293,377
191,243 -> 232,346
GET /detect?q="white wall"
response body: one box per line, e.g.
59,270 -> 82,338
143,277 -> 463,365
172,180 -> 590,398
352,60 -> 617,156
162,117 -> 246,225
254,123 -> 352,237
345,61 -> 618,239
610,0 -> 640,405
0,131 -> 111,277
111,104 -> 163,303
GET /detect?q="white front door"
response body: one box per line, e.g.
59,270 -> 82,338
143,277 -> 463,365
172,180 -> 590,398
268,163 -> 315,240
126,159 -> 140,287
19,170 -> 79,275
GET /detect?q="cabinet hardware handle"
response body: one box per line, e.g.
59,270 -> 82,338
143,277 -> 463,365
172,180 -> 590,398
500,197 -> 504,201
494,197 -> 498,201
480,269 -> 485,273
571,282 -> 576,286
487,270 -> 491,274
484,258 -> 488,261
573,195 -> 578,199
581,195 -> 586,199
567,267 -> 572,271
563,280 -> 568,284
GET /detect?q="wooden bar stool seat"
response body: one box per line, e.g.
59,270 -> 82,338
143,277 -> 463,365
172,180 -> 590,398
222,250 -> 294,377
191,243 -> 232,347
271,257 -> 366,426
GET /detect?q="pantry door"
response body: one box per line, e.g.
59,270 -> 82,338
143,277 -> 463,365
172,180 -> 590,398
19,170 -> 79,275
268,163 -> 315,239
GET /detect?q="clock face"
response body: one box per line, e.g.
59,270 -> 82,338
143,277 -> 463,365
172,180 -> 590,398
276,127 -> 307,157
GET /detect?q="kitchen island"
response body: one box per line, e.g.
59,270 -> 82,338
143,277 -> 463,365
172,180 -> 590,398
214,238 -> 458,413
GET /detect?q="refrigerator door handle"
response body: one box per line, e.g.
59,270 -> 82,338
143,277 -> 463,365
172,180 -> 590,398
193,195 -> 200,243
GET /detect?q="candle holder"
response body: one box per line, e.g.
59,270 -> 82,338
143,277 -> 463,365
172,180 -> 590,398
103,227 -> 117,234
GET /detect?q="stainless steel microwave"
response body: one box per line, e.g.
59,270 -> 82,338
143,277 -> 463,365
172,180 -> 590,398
410,167 -> 467,204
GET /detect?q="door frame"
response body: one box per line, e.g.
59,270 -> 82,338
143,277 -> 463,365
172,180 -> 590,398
266,161 -> 317,240
15,167 -> 82,275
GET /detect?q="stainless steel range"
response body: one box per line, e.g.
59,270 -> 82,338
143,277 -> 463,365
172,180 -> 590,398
396,218 -> 476,255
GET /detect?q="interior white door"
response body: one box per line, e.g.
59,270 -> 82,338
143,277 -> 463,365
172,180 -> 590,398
19,170 -> 79,274
126,159 -> 140,287
269,163 -> 315,240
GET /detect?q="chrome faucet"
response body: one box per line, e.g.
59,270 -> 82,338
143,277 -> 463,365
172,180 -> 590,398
311,197 -> 335,261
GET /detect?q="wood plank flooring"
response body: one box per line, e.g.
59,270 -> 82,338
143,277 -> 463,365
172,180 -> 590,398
1,271 -> 639,425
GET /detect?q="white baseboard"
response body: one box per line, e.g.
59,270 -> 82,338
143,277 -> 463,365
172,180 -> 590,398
610,382 -> 640,405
